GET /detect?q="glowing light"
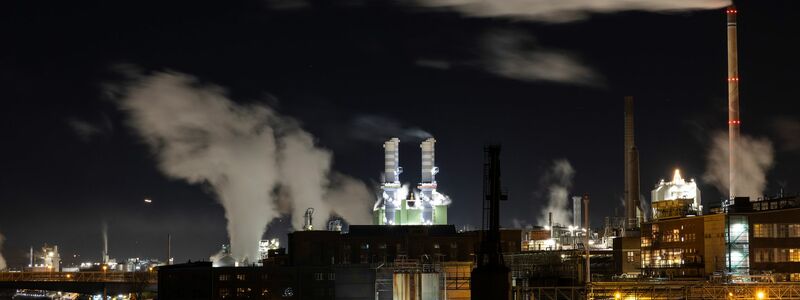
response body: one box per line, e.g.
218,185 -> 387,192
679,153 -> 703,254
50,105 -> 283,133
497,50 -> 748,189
672,169 -> 683,184
756,290 -> 765,299
615,292 -> 622,299
144,198 -> 152,203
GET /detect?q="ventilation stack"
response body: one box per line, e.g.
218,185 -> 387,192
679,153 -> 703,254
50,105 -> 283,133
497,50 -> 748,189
419,138 -> 446,224
374,138 -> 403,225
727,5 -> 741,199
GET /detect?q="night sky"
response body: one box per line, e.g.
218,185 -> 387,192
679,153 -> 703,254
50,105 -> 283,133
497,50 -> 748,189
1,0 -> 799,267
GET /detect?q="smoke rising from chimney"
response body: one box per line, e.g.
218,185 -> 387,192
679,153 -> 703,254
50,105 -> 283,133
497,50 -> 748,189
117,71 -> 372,261
704,131 -> 774,200
535,159 -> 575,226
0,233 -> 6,270
410,0 -> 730,23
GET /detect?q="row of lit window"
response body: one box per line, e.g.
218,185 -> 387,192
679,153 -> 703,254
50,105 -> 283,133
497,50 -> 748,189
313,272 -> 335,281
346,242 -> 458,251
753,248 -> 800,263
219,287 -> 256,298
751,200 -> 794,211
641,233 -> 697,246
640,248 -> 700,267
753,224 -> 800,238
219,274 -> 269,281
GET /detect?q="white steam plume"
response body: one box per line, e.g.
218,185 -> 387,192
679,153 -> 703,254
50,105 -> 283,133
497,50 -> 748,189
0,232 -> 6,270
482,31 -> 600,85
118,72 -> 372,261
411,0 -> 730,23
535,159 -> 575,226
704,131 -> 774,200
350,115 -> 432,142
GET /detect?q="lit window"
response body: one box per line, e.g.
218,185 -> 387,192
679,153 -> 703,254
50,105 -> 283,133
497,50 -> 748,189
236,274 -> 246,281
219,288 -> 230,298
754,224 -> 768,238
790,249 -> 800,262
219,274 -> 231,281
790,225 -> 800,237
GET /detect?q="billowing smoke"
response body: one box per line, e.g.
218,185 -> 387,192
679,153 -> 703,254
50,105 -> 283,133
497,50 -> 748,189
481,30 -> 600,86
535,159 -> 575,226
704,131 -> 774,200
350,115 -> 432,143
118,72 -> 372,261
0,232 -> 6,270
410,0 -> 730,23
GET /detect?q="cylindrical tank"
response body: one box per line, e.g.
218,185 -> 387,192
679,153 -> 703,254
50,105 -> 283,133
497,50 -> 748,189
420,273 -> 441,300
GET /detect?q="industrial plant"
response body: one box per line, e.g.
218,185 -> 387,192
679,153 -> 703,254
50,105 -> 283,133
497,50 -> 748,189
2,4 -> 800,300
373,138 -> 449,226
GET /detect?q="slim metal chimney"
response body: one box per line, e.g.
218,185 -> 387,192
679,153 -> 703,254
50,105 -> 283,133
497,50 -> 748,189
167,234 -> 172,265
624,96 -> 641,230
582,194 -> 590,283
727,6 -> 741,199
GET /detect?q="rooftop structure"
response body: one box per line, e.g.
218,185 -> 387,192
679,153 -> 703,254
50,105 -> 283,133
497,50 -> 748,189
651,169 -> 702,220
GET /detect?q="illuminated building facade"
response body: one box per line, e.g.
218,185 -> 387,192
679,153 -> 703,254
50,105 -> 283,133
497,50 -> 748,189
640,214 -> 727,278
728,195 -> 800,281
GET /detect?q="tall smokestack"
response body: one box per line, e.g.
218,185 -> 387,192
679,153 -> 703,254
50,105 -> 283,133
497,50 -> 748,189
727,5 -> 740,199
572,196 -> 582,228
102,223 -> 109,264
623,96 -> 641,230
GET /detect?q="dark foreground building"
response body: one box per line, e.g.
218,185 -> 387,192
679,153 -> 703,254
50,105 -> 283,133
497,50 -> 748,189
158,225 -> 522,299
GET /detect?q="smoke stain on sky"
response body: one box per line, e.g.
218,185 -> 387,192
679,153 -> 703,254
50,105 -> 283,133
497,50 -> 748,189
117,71 -> 371,261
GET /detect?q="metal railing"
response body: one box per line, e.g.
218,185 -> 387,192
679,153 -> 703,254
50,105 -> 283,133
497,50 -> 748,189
0,272 -> 157,284
512,282 -> 800,299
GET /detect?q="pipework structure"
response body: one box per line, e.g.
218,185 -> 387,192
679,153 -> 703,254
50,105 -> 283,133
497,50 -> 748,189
373,137 -> 448,225
727,5 -> 741,199
471,145 -> 511,300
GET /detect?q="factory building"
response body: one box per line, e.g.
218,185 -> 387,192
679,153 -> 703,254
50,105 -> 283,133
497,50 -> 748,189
25,244 -> 61,272
640,213 -> 727,278
159,225 -> 524,299
632,194 -> 800,281
726,195 -> 800,281
373,138 -> 448,225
